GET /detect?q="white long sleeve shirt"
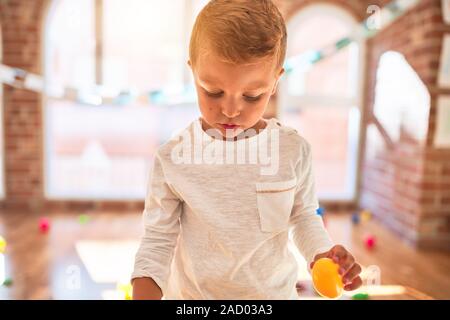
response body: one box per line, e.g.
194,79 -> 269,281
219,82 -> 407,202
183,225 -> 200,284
132,117 -> 334,299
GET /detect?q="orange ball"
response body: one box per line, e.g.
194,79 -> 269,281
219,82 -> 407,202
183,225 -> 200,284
312,258 -> 344,299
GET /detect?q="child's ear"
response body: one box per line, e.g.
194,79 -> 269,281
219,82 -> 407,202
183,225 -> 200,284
187,60 -> 192,68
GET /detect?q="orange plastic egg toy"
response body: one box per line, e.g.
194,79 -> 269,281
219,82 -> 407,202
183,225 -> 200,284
312,257 -> 344,299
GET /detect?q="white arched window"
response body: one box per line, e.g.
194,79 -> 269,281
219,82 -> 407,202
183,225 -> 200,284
279,4 -> 364,201
366,51 -> 430,159
44,0 -> 207,199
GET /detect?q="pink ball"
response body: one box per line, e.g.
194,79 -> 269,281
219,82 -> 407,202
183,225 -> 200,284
39,217 -> 50,233
364,235 -> 376,249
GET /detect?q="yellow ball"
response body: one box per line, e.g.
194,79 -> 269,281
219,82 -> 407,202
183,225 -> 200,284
312,258 -> 344,299
0,236 -> 6,254
117,282 -> 133,300
360,210 -> 372,222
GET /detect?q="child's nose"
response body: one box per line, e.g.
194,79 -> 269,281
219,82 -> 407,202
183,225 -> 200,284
221,101 -> 241,119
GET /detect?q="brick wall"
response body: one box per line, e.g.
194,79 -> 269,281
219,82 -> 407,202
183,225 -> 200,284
359,0 -> 450,250
0,0 -> 46,212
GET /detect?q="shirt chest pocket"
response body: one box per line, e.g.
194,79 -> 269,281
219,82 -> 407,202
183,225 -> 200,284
255,178 -> 297,233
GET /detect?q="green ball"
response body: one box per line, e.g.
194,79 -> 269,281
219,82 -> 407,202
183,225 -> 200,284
78,214 -> 90,224
352,293 -> 369,300
2,278 -> 13,287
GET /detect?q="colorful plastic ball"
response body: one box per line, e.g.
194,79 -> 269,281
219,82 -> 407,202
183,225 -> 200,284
360,209 -> 372,222
39,217 -> 50,233
0,235 -> 6,254
351,213 -> 360,225
117,282 -> 132,300
78,214 -> 90,225
364,235 -> 376,249
295,281 -> 306,292
312,258 -> 344,299
2,278 -> 13,287
316,207 -> 325,217
352,292 -> 369,300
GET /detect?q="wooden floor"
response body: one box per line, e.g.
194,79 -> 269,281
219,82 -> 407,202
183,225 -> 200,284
0,210 -> 449,300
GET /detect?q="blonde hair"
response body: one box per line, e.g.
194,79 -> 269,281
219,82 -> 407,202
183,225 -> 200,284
189,0 -> 287,71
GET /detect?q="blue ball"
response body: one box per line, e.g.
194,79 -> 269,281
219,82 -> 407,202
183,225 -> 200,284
351,213 -> 360,224
316,207 -> 325,217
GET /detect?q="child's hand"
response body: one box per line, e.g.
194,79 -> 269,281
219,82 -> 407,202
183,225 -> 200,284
310,245 -> 362,291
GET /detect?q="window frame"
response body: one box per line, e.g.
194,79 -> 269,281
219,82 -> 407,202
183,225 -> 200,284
42,0 -> 201,200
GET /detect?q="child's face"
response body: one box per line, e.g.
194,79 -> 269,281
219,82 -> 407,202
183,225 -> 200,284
188,51 -> 284,138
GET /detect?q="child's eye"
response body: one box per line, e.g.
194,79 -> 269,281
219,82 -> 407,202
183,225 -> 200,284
244,94 -> 263,102
205,90 -> 224,98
